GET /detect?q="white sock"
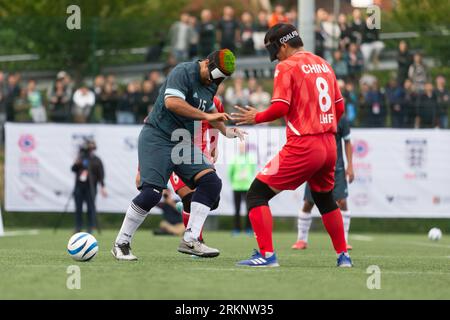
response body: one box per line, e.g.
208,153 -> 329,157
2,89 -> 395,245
342,210 -> 351,242
115,202 -> 149,245
184,202 -> 210,241
297,211 -> 313,242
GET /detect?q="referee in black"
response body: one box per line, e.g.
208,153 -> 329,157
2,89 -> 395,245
71,139 -> 107,233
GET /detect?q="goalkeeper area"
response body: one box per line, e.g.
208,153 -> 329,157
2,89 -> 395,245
0,229 -> 449,299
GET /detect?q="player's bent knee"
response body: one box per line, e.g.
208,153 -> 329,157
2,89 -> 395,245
181,192 -> 194,213
246,178 -> 276,211
211,196 -> 220,211
311,190 -> 338,215
192,172 -> 222,208
132,184 -> 163,212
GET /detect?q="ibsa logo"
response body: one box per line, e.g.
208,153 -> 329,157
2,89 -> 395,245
18,134 -> 36,153
353,140 -> 369,158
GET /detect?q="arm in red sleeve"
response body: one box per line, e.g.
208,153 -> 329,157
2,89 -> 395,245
335,97 -> 345,123
255,101 -> 289,124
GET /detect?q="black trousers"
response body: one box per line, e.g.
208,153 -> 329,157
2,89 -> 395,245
233,190 -> 251,231
74,183 -> 97,233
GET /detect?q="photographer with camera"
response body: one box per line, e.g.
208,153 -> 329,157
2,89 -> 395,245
71,139 -> 107,233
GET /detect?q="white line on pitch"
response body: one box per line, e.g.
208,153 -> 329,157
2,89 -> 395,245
0,230 -> 40,237
350,235 -> 374,241
407,241 -> 450,249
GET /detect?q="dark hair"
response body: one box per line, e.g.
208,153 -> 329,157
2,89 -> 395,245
264,23 -> 303,48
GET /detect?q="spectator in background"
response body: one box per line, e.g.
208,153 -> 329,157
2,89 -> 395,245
322,13 -> 341,62
435,75 -> 449,129
48,78 -> 71,122
148,70 -> 163,90
227,141 -> 257,235
332,50 -> 349,80
139,80 -> 158,123
338,13 -> 353,51
198,9 -> 216,58
225,75 -> 250,108
169,12 -> 192,63
253,10 -> 269,56
363,80 -> 387,127
360,16 -> 385,69
117,82 -> 139,124
415,82 -> 438,128
72,85 -> 95,123
247,77 -> 258,94
188,15 -> 199,60
240,11 -> 255,56
98,82 -> 119,124
92,75 -> 105,98
249,84 -> 271,112
27,79 -> 47,123
286,7 -> 298,28
57,70 -> 74,98
385,78 -> 405,128
396,40 -> 413,86
408,53 -> 428,93
401,79 -> 418,128
91,75 -> 105,123
105,74 -> 119,92
217,6 -> 240,53
268,4 -> 288,28
5,73 -> 21,122
350,9 -> 365,45
346,43 -> 364,80
315,8 -> 328,58
13,88 -> 31,122
343,81 -> 358,126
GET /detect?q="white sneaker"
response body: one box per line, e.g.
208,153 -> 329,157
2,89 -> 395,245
178,238 -> 220,258
111,243 -> 138,261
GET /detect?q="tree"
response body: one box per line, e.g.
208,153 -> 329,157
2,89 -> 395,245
0,0 -> 187,80
393,0 -> 450,66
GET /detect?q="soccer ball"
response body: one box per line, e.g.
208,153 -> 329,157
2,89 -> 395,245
67,232 -> 98,261
427,228 -> 442,241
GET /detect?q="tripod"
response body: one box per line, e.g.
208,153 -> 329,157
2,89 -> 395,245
54,160 -> 102,235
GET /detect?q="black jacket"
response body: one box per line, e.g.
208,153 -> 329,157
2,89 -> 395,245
71,154 -> 105,191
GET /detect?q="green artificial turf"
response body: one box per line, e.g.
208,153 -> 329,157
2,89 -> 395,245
0,229 -> 449,299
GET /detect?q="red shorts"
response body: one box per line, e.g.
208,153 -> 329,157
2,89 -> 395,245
256,133 -> 336,192
169,172 -> 188,193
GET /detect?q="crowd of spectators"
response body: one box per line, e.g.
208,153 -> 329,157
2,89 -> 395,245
0,5 -> 448,130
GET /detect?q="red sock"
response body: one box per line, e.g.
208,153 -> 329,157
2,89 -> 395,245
249,205 -> 273,256
182,211 -> 203,241
321,208 -> 347,254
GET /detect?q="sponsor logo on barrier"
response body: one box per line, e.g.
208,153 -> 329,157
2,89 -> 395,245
432,196 -> 450,205
353,140 -> 369,158
18,134 -> 36,153
353,162 -> 372,184
404,139 -> 427,180
19,155 -> 40,179
353,193 -> 369,206
123,137 -> 138,151
21,186 -> 38,201
385,195 -> 418,204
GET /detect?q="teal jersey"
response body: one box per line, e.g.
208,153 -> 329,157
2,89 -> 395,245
147,62 -> 218,139
336,117 -> 351,170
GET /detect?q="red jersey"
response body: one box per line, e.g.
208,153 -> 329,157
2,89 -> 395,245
199,96 -> 223,155
271,51 -> 343,140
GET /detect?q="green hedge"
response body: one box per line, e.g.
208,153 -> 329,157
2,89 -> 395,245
3,211 -> 449,234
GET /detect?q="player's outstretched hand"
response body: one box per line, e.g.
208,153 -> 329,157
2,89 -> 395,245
225,127 -> 248,141
231,105 -> 258,125
206,112 -> 231,122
